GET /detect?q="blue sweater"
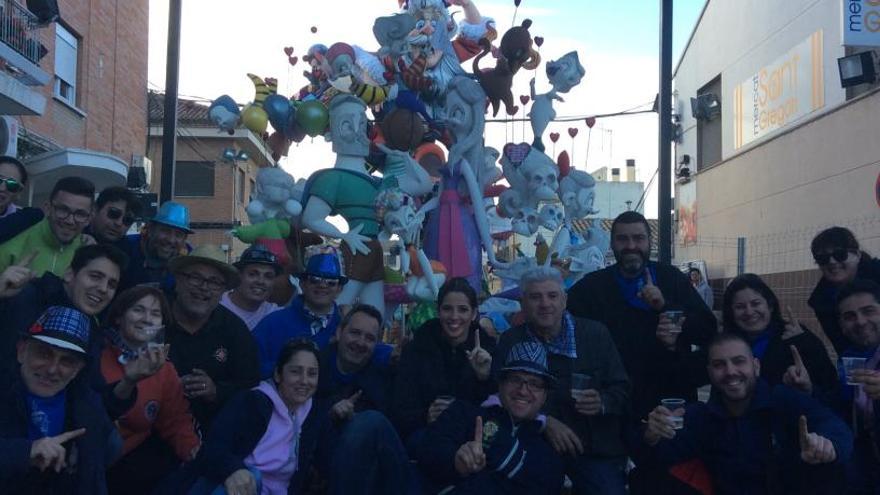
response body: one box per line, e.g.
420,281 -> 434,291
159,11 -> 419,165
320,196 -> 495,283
638,380 -> 853,495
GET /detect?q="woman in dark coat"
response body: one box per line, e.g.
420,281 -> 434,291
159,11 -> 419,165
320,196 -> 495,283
392,278 -> 496,449
723,274 -> 838,400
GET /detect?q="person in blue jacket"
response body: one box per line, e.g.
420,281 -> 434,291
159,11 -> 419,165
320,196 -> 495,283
415,340 -> 565,494
640,332 -> 853,495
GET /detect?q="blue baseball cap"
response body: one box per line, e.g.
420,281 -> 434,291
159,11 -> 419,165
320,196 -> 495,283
26,306 -> 91,355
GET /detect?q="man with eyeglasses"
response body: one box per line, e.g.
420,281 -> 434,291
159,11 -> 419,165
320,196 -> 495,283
221,244 -> 283,331
415,340 -> 565,494
0,176 -> 95,277
253,245 -> 393,377
87,186 -> 140,247
119,201 -> 193,292
166,244 -> 260,430
808,226 -> 880,355
493,266 -> 631,495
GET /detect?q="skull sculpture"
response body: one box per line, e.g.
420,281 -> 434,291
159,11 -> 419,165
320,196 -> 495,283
539,203 -> 564,231
511,206 -> 540,236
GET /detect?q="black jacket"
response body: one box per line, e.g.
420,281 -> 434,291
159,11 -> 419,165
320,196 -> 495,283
493,317 -> 631,458
0,367 -> 120,495
808,256 -> 880,354
316,343 -> 396,416
392,319 -> 496,439
414,399 -> 564,495
567,262 -> 717,418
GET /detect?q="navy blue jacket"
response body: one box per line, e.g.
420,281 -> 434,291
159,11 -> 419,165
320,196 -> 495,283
0,366 -> 120,495
0,206 -> 43,243
186,387 -> 332,494
808,256 -> 880,354
415,399 -> 564,495
637,381 -> 853,495
316,343 -> 395,417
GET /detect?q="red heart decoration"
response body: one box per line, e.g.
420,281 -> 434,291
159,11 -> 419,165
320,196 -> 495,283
585,117 -> 596,128
549,132 -> 560,143
283,46 -> 294,57
557,151 -> 571,177
568,127 -> 578,138
289,56 -> 298,67
534,36 -> 544,47
519,95 -> 530,105
310,26 -> 318,34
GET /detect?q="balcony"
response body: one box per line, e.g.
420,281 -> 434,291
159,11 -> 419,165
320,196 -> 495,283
0,0 -> 49,87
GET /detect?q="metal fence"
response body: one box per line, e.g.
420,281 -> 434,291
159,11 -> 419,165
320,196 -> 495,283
0,0 -> 42,65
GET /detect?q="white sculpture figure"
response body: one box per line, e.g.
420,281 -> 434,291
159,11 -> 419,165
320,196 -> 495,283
498,145 -> 560,236
539,203 -> 564,231
300,94 -> 431,316
511,207 -> 539,237
529,51 -> 585,152
376,189 -> 444,302
550,168 -> 607,284
245,167 -> 304,224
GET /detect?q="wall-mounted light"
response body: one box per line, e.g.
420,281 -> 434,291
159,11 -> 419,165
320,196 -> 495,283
690,93 -> 720,121
837,51 -> 876,88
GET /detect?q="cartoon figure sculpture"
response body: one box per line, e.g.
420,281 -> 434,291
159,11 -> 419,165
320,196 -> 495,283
424,75 -> 505,292
529,51 -> 585,151
376,189 -> 445,302
497,144 -> 560,236
549,168 -> 607,284
300,94 -> 431,315
244,167 -> 305,224
208,95 -> 240,134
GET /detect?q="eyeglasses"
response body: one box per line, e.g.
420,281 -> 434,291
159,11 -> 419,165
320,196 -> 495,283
0,175 -> 22,193
504,375 -> 546,392
304,275 -> 341,288
106,206 -> 135,226
178,271 -> 226,291
51,203 -> 91,223
814,248 -> 855,266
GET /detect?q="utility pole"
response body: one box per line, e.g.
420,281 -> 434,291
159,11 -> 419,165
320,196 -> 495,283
658,0 -> 673,264
159,0 -> 182,204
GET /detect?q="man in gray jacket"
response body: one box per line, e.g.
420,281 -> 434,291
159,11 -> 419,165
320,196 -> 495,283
493,266 -> 631,495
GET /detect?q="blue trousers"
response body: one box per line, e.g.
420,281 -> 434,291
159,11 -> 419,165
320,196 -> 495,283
565,456 -> 627,495
188,466 -> 262,495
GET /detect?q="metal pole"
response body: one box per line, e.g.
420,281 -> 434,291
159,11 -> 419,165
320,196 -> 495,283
159,0 -> 182,204
658,0 -> 673,264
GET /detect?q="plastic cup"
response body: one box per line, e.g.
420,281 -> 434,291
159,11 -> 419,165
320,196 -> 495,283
843,357 -> 868,386
571,373 -> 593,399
661,398 -> 686,430
663,310 -> 684,333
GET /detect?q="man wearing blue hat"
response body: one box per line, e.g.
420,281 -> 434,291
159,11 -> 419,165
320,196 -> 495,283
221,244 -> 284,331
415,340 -> 565,494
0,306 -> 120,493
119,201 -> 193,291
253,245 -> 394,378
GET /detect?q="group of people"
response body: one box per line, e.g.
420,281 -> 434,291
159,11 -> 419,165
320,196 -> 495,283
0,152 -> 877,495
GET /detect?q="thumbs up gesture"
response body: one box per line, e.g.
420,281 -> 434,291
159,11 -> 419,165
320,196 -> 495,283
783,345 -> 812,394
465,330 -> 492,381
638,268 -> 666,311
781,306 -> 805,340
799,415 -> 836,464
455,416 -> 487,475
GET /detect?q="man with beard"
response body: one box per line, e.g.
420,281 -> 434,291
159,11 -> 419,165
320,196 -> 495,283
831,280 -> 880,493
0,176 -> 95,277
119,201 -> 192,292
315,304 -> 418,495
220,244 -> 283,331
415,340 -> 564,494
567,211 -> 716,418
166,244 -> 260,429
640,333 -> 852,494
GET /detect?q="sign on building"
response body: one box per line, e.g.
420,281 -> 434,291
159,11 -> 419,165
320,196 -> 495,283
842,0 -> 880,46
733,31 -> 825,150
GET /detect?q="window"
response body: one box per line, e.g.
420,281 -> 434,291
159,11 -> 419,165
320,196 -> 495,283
53,24 -> 78,106
174,161 -> 215,197
236,168 -> 245,203
696,76 -> 722,171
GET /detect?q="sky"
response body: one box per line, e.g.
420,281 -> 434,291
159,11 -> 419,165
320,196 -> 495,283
147,0 -> 707,219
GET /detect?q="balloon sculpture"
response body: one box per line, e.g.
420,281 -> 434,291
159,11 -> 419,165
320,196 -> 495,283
205,0 -> 606,316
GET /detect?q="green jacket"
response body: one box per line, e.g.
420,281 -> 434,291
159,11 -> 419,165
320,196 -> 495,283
0,218 -> 86,277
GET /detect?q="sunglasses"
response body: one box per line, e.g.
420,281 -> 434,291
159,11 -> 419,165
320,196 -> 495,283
813,249 -> 854,266
0,175 -> 22,193
305,275 -> 341,287
106,206 -> 135,225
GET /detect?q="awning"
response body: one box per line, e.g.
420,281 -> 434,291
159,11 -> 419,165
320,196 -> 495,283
24,148 -> 128,206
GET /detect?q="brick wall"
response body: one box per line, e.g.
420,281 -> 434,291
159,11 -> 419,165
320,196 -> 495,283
19,0 -> 149,163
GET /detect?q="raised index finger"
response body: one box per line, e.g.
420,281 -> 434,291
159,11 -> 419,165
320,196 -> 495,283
14,252 -> 36,268
789,345 -> 805,370
473,329 -> 481,351
798,415 -> 809,449
54,427 -> 87,444
474,416 -> 483,444
644,268 -> 654,287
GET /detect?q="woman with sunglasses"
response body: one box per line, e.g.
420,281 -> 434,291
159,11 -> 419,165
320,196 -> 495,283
392,277 -> 496,452
722,274 -> 838,400
101,286 -> 201,494
808,227 -> 880,354
184,338 -> 332,495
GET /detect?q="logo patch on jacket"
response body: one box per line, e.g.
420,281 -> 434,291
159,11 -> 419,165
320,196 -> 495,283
214,346 -> 228,363
144,400 -> 160,422
482,419 -> 499,447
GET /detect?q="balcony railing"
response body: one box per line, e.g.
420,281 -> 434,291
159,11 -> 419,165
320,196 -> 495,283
0,0 -> 43,65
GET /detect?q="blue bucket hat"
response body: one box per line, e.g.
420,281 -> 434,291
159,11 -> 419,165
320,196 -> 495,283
298,245 -> 347,284
151,201 -> 194,234
26,306 -> 91,355
499,341 -> 557,387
